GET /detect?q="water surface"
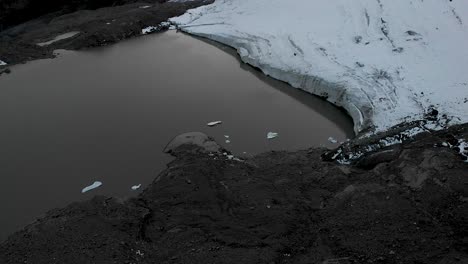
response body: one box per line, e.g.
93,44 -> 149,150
0,31 -> 353,240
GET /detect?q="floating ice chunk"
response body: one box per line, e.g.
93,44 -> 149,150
139,5 -> 151,8
0,60 -> 7,66
224,135 -> 230,138
81,181 -> 102,193
131,184 -> 142,190
328,137 -> 338,144
225,140 -> 231,144
37,31 -> 80,46
267,132 -> 278,139
207,121 -> 222,127
227,155 -> 234,159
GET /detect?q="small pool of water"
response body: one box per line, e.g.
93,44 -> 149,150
0,31 -> 354,240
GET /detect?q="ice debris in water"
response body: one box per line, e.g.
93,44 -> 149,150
225,140 -> 231,144
458,139 -> 468,162
131,184 -> 142,190
139,5 -> 151,8
224,135 -> 230,138
141,22 -> 171,34
328,137 -> 338,144
267,132 -> 279,139
0,60 -> 7,66
81,181 -> 102,193
207,121 -> 222,127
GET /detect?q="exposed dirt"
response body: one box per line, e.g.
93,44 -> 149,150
1,124 -> 467,264
0,0 -> 213,69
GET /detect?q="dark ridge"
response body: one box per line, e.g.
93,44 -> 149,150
0,0 -> 167,31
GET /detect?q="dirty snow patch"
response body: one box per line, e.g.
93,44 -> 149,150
141,22 -> 171,34
37,31 -> 80,46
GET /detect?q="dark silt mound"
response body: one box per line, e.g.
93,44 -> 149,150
1,125 -> 467,264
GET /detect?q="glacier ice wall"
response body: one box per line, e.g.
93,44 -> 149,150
170,0 -> 468,134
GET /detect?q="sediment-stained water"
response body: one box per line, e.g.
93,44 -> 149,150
0,31 -> 353,240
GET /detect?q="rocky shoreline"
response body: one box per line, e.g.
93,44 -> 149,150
1,125 -> 467,264
1,1 -> 467,263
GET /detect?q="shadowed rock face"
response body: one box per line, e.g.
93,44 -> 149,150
0,0 -> 167,31
1,124 -> 467,264
0,0 -> 214,67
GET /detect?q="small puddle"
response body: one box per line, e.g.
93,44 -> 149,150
0,30 -> 354,240
36,31 -> 80,46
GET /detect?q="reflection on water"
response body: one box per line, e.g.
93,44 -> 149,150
0,31 -> 353,241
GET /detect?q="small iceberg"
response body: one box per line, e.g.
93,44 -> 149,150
267,132 -> 278,139
131,184 -> 142,190
0,60 -> 7,66
207,121 -> 222,127
328,137 -> 338,144
225,140 -> 231,144
81,181 -> 102,193
139,5 -> 151,8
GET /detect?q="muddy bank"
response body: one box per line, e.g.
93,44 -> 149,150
0,0 -> 213,68
1,124 -> 467,264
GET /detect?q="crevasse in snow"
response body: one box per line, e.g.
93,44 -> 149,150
170,0 -> 468,134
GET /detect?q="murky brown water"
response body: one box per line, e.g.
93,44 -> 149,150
0,31 -> 353,241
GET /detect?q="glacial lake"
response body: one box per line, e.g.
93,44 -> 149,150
0,30 -> 353,240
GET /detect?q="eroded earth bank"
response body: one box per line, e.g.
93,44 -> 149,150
1,125 -> 468,264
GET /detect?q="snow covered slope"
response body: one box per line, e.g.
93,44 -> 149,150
170,0 -> 468,134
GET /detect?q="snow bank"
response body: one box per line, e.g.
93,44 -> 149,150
170,0 -> 468,134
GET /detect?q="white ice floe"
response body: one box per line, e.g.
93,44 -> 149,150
131,184 -> 142,190
224,135 -> 230,138
225,140 -> 231,144
170,0 -> 468,134
267,132 -> 278,139
328,137 -> 338,144
0,60 -> 7,66
37,31 -> 80,46
81,181 -> 102,193
207,121 -> 222,127
139,5 -> 151,9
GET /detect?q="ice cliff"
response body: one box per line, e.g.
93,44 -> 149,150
170,0 -> 468,134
